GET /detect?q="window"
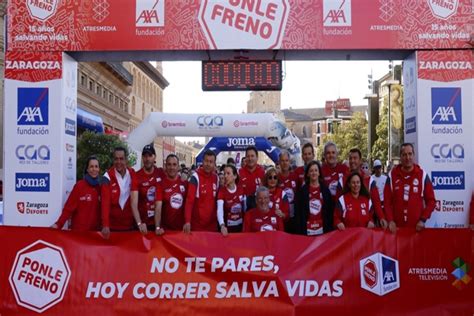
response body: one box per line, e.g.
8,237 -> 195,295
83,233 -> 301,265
102,88 -> 107,99
88,80 -> 94,91
317,136 -> 321,146
132,97 -> 136,115
317,122 -> 321,134
80,74 -> 86,86
96,85 -> 101,95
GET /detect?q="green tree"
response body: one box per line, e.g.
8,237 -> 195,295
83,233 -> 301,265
317,112 -> 368,161
76,131 -> 137,180
372,97 -> 389,164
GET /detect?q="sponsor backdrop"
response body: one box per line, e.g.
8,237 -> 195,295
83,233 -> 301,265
3,52 -> 77,226
6,0 -> 472,51
404,50 -> 473,228
0,227 -> 472,315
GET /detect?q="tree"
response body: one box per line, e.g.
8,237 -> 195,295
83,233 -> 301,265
372,97 -> 389,164
317,112 -> 368,161
76,131 -> 137,180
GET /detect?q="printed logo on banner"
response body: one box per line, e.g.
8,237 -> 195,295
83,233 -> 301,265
435,199 -> 464,212
431,88 -> 462,125
428,0 -> 459,20
197,115 -> 223,130
430,143 -> 464,163
323,0 -> 351,27
136,0 -> 165,27
405,117 -> 416,134
451,257 -> 471,290
15,173 -> 50,192
9,240 -> 71,313
17,88 -> 49,126
64,96 -> 76,114
233,120 -> 259,128
26,0 -> 59,21
226,138 -> 256,148
16,144 -> 51,165
431,171 -> 465,190
360,252 -> 400,296
65,143 -> 75,152
408,266 -> 448,281
16,201 -> 49,215
161,120 -> 186,128
65,118 -> 76,136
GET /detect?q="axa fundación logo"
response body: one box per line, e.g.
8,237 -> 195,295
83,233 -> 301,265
451,257 -> 470,290
17,88 -> 50,136
431,87 -> 463,135
136,0 -> 164,27
360,252 -> 400,296
323,0 -> 352,34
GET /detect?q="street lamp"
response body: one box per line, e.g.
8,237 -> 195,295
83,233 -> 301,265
383,79 -> 400,165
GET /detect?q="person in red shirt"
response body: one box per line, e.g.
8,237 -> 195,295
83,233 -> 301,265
52,156 -> 106,231
239,146 -> 265,210
384,143 -> 436,233
183,150 -> 219,233
243,186 -> 284,232
278,150 -> 298,232
155,154 -> 187,235
348,148 -> 386,228
217,164 -> 246,235
335,172 -> 381,230
321,142 -> 349,202
263,167 -> 289,222
101,147 -> 137,238
294,143 -> 315,189
295,160 -> 334,236
131,144 -> 164,234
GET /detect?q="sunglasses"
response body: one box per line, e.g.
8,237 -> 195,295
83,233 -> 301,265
267,175 -> 278,180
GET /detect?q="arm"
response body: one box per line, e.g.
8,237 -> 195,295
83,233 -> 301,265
130,190 -> 146,234
421,175 -> 436,222
154,201 -> 164,235
183,176 -> 198,233
54,183 -> 80,229
334,198 -> 345,230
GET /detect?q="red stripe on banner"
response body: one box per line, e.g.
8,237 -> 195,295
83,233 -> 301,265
0,227 -> 472,315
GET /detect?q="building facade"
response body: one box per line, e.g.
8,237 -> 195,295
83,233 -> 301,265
247,91 -> 281,113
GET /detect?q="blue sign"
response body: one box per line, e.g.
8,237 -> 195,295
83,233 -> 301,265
405,117 -> 416,134
431,87 -> 462,125
15,173 -> 50,192
17,88 -> 49,125
431,171 -> 465,190
65,118 -> 76,136
382,256 -> 398,285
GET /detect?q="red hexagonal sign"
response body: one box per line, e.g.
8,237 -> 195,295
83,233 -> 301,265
428,0 -> 459,20
363,259 -> 378,289
198,0 -> 290,49
26,0 -> 59,21
9,240 -> 71,313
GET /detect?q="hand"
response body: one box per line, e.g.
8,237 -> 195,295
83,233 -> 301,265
275,209 -> 285,219
155,227 -> 165,236
138,223 -> 148,235
101,226 -> 110,240
337,223 -> 345,231
367,221 -> 375,229
183,223 -> 191,234
380,219 -> 388,230
416,220 -> 425,232
50,224 -> 59,229
220,225 -> 228,236
388,221 -> 397,234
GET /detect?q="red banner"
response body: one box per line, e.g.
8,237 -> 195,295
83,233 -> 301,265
6,0 -> 472,51
0,227 -> 472,315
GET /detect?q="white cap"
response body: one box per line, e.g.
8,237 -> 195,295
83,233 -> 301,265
373,159 -> 382,167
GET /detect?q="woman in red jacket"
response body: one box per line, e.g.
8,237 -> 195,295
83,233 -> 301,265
334,172 -> 380,230
52,156 -> 106,231
263,167 -> 289,223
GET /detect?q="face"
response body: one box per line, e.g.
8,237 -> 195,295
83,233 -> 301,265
245,150 -> 257,168
324,145 -> 337,166
218,173 -> 225,186
142,153 -> 155,171
256,191 -> 270,211
348,152 -> 361,172
349,175 -> 361,195
374,166 -> 382,176
266,171 -> 278,189
87,159 -> 100,178
279,154 -> 290,172
302,146 -> 315,165
224,167 -> 237,186
400,145 -> 414,169
361,162 -> 369,174
165,156 -> 179,179
308,164 -> 320,183
202,154 -> 216,174
113,150 -> 127,173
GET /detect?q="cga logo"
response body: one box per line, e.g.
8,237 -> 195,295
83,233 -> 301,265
197,115 -> 223,129
431,171 -> 465,190
17,88 -> 49,125
15,173 -> 50,192
136,0 -> 165,27
431,87 -> 462,125
323,0 -> 351,26
16,145 -> 50,164
430,144 -> 464,163
360,252 -> 399,296
65,118 -> 76,136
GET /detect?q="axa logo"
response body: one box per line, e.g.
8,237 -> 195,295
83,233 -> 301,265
431,87 -> 462,125
360,252 -> 400,296
197,115 -> 223,129
65,118 -> 76,136
430,144 -> 464,162
431,171 -> 465,190
17,88 -> 49,125
16,145 -> 51,162
136,0 -> 164,27
15,173 -> 50,192
323,0 -> 351,27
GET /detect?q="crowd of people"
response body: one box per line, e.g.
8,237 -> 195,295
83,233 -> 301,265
52,141 -> 440,237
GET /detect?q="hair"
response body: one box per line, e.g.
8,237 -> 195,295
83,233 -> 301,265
263,167 -> 279,187
226,157 -> 236,165
304,160 -> 323,185
255,186 -> 270,198
113,146 -> 128,157
342,172 -> 370,198
224,164 -> 239,184
84,155 -> 99,176
245,145 -> 258,157
203,149 -> 216,160
302,142 -> 315,155
400,143 -> 415,154
323,141 -> 337,155
278,150 -> 290,161
165,153 -> 179,164
349,148 -> 362,159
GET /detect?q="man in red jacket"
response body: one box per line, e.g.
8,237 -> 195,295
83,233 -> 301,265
183,150 -> 219,233
239,146 -> 265,210
384,143 -> 436,232
321,141 -> 349,201
101,147 -> 137,238
244,186 -> 284,232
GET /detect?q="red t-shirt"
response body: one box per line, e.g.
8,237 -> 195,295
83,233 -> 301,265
293,166 -> 305,189
306,185 -> 324,236
278,172 -> 298,217
156,177 -> 187,230
321,163 -> 349,201
217,185 -> 245,230
268,187 -> 289,221
335,193 -> 373,228
239,165 -> 265,196
132,167 -> 163,226
243,208 -> 284,232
